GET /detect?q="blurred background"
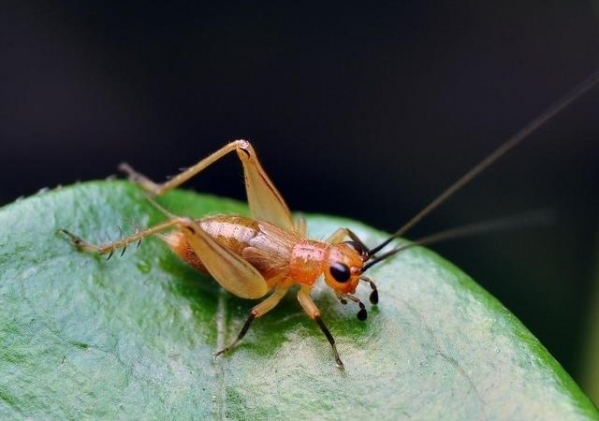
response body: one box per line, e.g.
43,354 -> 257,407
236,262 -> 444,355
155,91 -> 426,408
1,0 -> 598,402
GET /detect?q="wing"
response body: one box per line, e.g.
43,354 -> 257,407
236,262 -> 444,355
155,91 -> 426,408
180,219 -> 269,299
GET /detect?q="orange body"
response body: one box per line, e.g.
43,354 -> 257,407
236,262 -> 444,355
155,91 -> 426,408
163,215 -> 359,293
62,140 -> 379,367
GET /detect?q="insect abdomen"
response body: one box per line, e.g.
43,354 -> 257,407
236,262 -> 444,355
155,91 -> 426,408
162,215 -> 259,273
162,215 -> 296,282
200,215 -> 261,253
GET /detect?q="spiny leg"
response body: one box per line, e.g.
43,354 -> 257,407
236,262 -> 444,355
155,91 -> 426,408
60,218 -> 191,257
119,140 -> 249,196
297,287 -> 344,368
216,286 -> 289,357
119,139 -> 295,232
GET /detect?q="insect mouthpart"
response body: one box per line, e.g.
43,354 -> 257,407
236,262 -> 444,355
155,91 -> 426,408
335,292 -> 368,321
333,273 -> 379,322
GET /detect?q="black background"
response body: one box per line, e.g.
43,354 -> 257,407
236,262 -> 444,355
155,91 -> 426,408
1,1 -> 598,391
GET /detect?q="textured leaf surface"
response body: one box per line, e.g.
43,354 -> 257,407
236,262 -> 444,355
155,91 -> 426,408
0,181 -> 597,420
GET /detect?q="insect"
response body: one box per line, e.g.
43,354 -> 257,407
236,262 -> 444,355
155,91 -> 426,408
61,71 -> 599,368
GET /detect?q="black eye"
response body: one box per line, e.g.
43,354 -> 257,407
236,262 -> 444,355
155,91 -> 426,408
330,262 -> 351,283
343,241 -> 365,256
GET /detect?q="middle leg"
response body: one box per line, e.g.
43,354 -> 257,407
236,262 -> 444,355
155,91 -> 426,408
216,285 -> 289,357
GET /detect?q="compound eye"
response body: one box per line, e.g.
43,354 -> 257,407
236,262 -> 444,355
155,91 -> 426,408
343,240 -> 365,256
330,262 -> 351,283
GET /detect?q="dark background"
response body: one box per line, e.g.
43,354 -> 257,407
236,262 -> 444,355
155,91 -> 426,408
1,1 -> 598,394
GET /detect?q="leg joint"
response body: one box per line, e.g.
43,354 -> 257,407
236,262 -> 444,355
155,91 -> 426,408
231,139 -> 252,156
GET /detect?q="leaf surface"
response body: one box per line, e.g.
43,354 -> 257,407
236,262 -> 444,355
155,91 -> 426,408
0,181 -> 597,420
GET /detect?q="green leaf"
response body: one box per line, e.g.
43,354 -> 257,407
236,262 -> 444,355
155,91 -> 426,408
1,181 -> 597,420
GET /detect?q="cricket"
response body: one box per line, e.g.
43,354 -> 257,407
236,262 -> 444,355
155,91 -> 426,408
61,71 -> 599,368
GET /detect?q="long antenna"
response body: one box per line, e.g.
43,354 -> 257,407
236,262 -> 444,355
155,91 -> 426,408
363,210 -> 554,271
368,70 -> 599,256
